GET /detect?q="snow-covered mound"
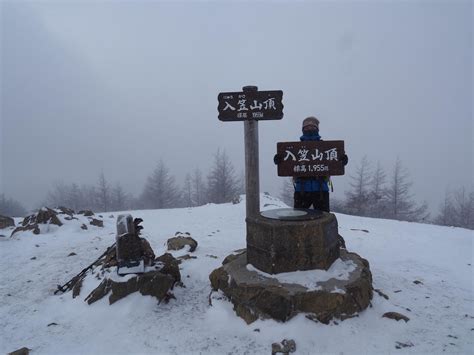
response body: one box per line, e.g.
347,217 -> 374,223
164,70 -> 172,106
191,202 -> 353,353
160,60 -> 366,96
1,194 -> 472,354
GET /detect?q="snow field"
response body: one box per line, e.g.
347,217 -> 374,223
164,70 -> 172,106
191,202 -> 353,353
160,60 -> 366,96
1,195 -> 472,354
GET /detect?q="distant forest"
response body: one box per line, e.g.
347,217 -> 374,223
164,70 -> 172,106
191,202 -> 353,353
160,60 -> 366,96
1,151 -> 473,230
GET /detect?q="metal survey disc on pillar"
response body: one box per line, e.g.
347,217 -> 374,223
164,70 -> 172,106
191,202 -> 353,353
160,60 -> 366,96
217,86 -> 284,219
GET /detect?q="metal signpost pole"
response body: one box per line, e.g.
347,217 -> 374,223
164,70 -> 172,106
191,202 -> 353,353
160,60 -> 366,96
243,85 -> 260,219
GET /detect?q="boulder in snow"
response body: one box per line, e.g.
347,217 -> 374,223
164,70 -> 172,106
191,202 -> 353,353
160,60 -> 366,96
23,207 -> 62,227
8,347 -> 30,355
89,218 -> 104,227
272,339 -> 296,354
0,215 -> 15,229
78,210 -> 94,217
167,232 -> 198,252
383,312 -> 410,322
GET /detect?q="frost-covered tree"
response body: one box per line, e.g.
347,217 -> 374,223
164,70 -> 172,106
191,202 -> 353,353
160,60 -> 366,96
207,149 -> 239,204
385,158 -> 429,222
192,167 -> 207,206
367,161 -> 388,218
434,189 -> 457,227
111,182 -> 129,211
140,160 -> 180,209
436,187 -> 474,229
96,172 -> 111,212
345,156 -> 372,216
182,173 -> 194,207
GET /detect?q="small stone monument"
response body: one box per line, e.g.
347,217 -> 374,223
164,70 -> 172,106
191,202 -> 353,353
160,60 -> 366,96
116,214 -> 145,275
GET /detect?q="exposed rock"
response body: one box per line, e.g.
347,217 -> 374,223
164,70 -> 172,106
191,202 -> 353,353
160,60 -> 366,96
56,206 -> 75,216
222,249 -> 246,265
27,207 -> 62,226
413,280 -> 423,285
12,207 -> 63,236
178,254 -> 198,261
8,347 -> 30,355
0,215 -> 15,229
89,218 -> 104,227
11,224 -> 40,237
167,234 -> 198,252
85,254 -> 181,305
383,312 -> 410,322
68,252 -> 77,257
141,238 -> 156,265
81,224 -> 88,230
272,339 -> 296,355
78,210 -> 94,217
210,249 -> 373,324
338,234 -> 346,249
395,341 -> 414,349
155,253 -> 181,283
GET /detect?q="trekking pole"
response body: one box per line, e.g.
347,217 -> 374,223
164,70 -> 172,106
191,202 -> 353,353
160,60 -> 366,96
54,242 -> 116,294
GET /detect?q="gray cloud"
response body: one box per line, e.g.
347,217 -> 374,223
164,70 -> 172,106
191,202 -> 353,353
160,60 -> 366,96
1,1 -> 472,212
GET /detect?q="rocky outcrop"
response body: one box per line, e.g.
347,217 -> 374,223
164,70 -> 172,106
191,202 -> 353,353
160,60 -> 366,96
78,210 -> 94,217
89,218 -> 104,228
11,207 -> 63,236
23,207 -> 63,227
167,232 -> 198,252
84,253 -> 181,305
0,215 -> 15,229
210,249 -> 373,324
56,206 -> 75,216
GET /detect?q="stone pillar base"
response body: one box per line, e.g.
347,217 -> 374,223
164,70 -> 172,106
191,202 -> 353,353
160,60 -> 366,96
246,211 -> 340,274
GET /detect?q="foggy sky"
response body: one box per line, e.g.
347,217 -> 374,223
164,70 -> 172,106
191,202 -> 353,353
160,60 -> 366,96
1,1 -> 472,213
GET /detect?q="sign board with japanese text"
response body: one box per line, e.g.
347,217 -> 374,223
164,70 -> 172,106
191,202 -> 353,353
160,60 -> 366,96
277,140 -> 345,177
218,90 -> 284,121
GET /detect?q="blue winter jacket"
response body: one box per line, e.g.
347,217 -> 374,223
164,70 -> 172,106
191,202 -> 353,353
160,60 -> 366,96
294,132 -> 330,192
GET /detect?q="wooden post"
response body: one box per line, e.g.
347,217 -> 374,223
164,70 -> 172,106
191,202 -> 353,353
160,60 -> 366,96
243,85 -> 260,218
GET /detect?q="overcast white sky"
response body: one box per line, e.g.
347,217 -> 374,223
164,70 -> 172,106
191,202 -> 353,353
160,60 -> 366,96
1,0 -> 472,212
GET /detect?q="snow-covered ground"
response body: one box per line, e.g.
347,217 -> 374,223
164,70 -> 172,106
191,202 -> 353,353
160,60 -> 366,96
1,195 -> 473,354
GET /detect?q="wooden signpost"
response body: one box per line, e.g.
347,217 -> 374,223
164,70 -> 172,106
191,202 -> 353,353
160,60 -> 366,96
217,86 -> 284,218
277,141 -> 345,177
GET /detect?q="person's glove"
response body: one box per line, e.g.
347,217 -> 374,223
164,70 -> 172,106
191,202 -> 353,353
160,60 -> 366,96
341,154 -> 349,166
273,154 -> 283,165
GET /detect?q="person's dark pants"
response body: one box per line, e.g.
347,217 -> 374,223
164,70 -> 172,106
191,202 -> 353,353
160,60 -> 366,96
294,191 -> 330,212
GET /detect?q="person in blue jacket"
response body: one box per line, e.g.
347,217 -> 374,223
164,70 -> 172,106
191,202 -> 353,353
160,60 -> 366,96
274,116 -> 348,212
